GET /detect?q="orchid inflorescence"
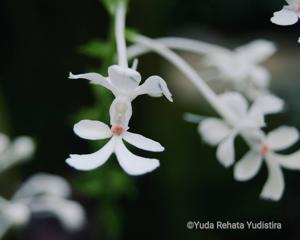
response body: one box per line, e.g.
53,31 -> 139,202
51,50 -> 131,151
0,134 -> 86,238
271,0 -> 300,42
64,0 -> 300,201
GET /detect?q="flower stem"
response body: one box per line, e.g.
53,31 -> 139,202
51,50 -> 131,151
127,37 -> 229,59
128,34 -> 238,126
115,2 -> 128,68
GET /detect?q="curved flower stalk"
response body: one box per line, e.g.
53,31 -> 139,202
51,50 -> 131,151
68,2 -> 172,175
271,0 -> 300,26
198,92 -> 283,167
127,37 -> 276,100
0,134 -> 35,174
66,120 -> 163,175
234,126 -> 300,200
0,173 -> 85,238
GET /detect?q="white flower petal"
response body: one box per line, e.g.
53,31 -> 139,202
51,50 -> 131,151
74,120 -> 112,140
199,118 -> 231,146
235,40 -> 276,64
30,197 -> 85,232
133,76 -> 173,102
271,8 -> 299,26
249,67 -> 270,89
219,92 -> 248,118
260,156 -> 284,201
11,137 -> 35,161
69,72 -> 113,91
108,65 -> 141,92
271,151 -> 300,170
66,138 -> 115,171
13,173 -> 71,200
0,137 -> 34,174
0,134 -> 9,154
216,135 -> 236,168
266,126 -> 299,151
0,216 -> 10,239
115,139 -> 160,175
252,94 -> 284,115
123,132 -> 164,152
234,150 -> 263,181
246,105 -> 265,128
3,202 -> 30,226
0,198 -> 21,236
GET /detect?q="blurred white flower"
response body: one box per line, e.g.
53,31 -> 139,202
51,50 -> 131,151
0,134 -> 35,174
66,120 -> 163,175
70,65 -> 172,128
234,126 -> 300,201
0,173 -> 85,238
203,40 -> 276,100
198,92 -> 283,167
271,0 -> 300,26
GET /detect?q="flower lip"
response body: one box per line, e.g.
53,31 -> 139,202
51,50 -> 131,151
111,125 -> 125,136
260,143 -> 269,156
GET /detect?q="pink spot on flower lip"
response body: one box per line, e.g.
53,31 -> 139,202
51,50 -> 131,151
297,4 -> 300,12
260,144 -> 269,156
111,125 -> 125,135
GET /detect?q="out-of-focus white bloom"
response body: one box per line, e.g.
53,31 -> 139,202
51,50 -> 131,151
0,134 -> 35,174
234,126 -> 300,201
271,0 -> 300,26
203,40 -> 276,100
0,173 -> 85,237
66,120 -> 163,175
70,65 -> 172,128
198,92 -> 283,167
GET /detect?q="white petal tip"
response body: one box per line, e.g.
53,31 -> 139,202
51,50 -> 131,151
270,8 -> 298,26
233,170 -> 251,182
154,143 -> 165,152
165,94 -> 173,102
259,193 -> 282,201
270,17 -> 294,26
222,162 -> 234,168
69,72 -> 78,79
126,160 -> 160,176
66,156 -> 96,171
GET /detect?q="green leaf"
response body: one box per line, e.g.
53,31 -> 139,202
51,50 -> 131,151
73,165 -> 136,199
80,40 -> 114,61
125,28 -> 139,41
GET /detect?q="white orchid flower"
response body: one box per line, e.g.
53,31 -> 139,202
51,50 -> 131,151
70,65 -> 172,128
271,0 -> 300,26
234,126 -> 300,201
203,40 -> 276,100
199,92 -> 284,168
0,134 -> 35,174
0,173 -> 85,238
66,119 -> 164,175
